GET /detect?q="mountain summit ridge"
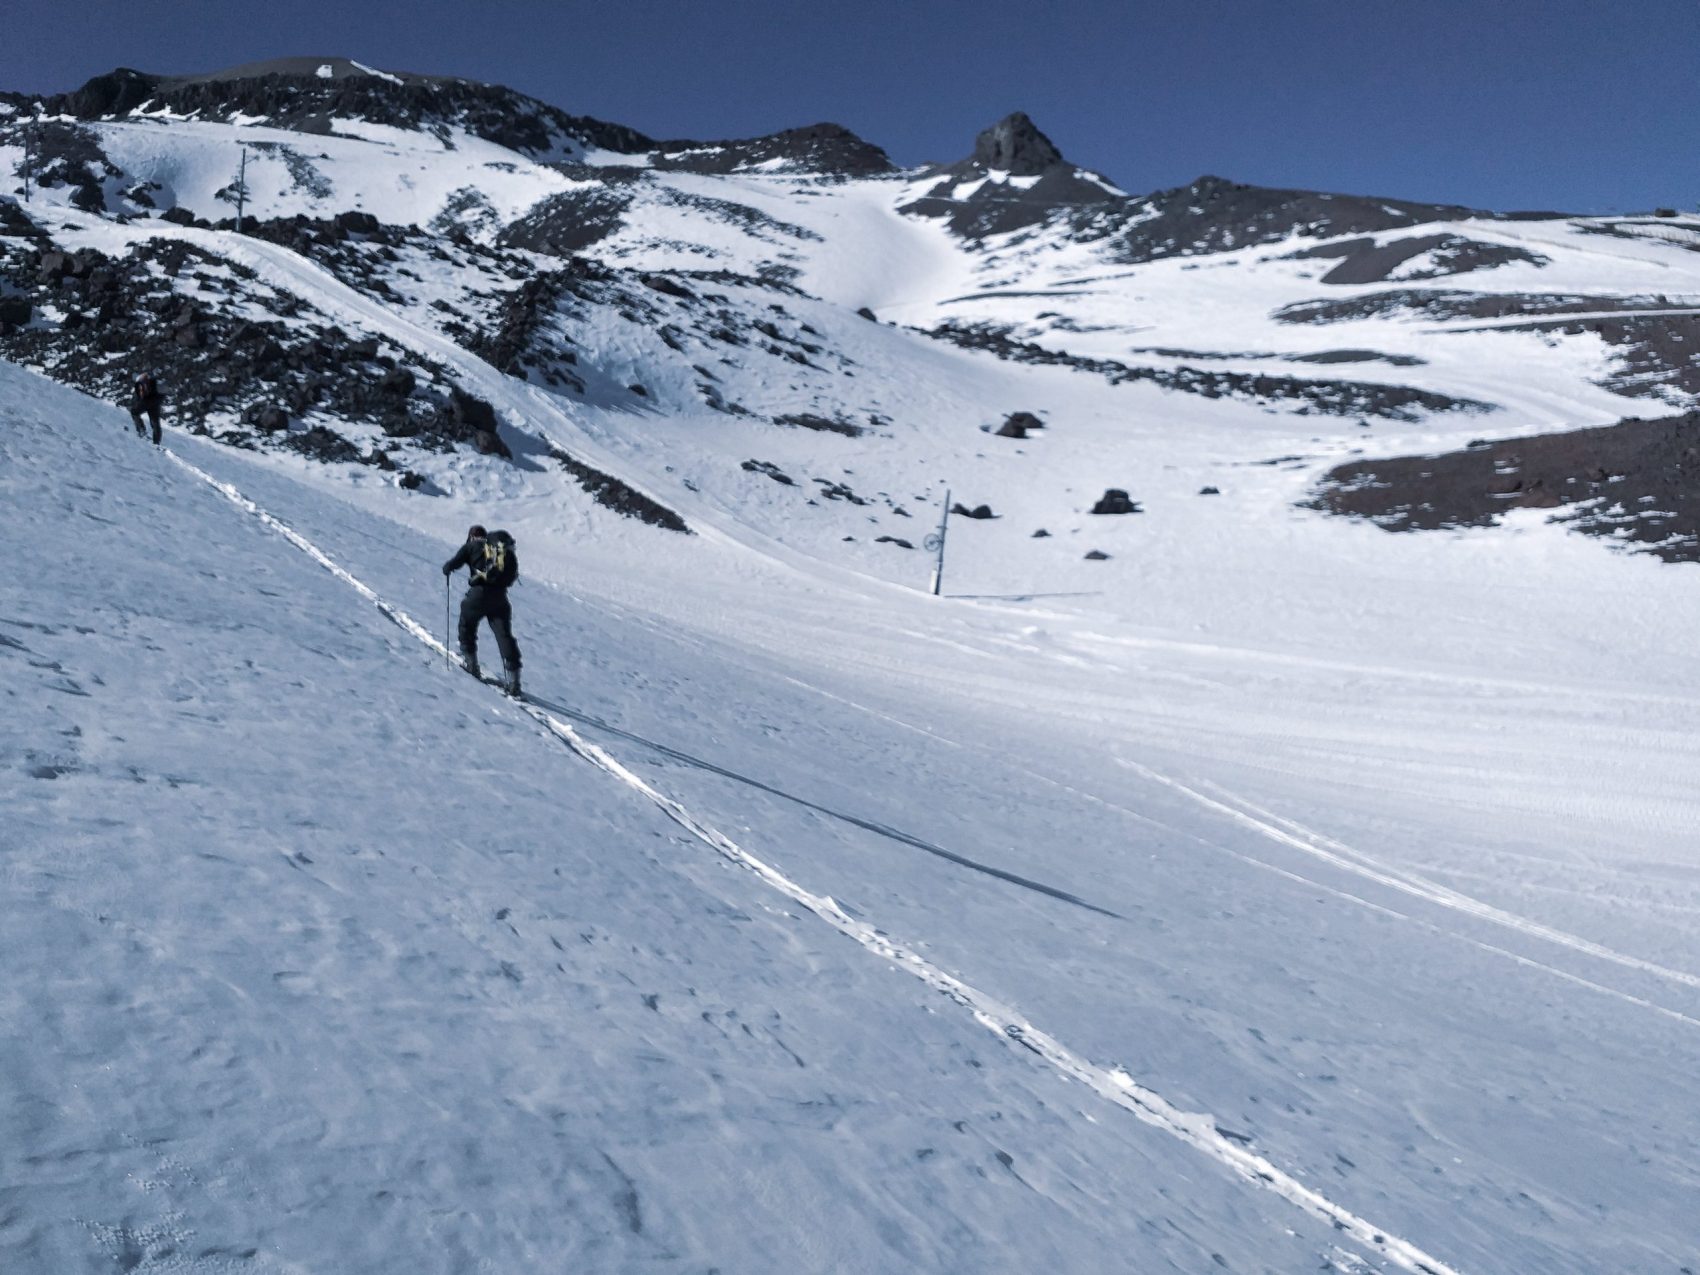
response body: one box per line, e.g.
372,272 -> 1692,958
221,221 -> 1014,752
2,55 -> 1698,569
971,111 -> 1065,176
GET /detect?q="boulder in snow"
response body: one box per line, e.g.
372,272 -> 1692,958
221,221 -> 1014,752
0,296 -> 32,331
995,411 -> 1044,439
1089,489 -> 1142,515
252,405 -> 290,433
379,366 -> 416,397
335,210 -> 381,235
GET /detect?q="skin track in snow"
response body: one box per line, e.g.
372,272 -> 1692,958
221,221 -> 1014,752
162,444 -> 1466,1275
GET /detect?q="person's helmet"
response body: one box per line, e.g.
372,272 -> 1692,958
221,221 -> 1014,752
468,524 -> 487,538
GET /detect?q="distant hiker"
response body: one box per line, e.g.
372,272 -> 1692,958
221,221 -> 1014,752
128,372 -> 163,444
442,524 -> 522,694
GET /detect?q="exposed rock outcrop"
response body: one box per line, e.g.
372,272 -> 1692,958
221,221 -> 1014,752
1308,412 -> 1700,562
971,112 -> 1064,176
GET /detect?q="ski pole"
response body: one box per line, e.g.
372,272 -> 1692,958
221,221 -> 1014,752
444,575 -> 451,670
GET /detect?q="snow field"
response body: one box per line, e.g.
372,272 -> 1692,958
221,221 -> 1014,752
7,99 -> 1700,1274
42,348 -> 1697,1270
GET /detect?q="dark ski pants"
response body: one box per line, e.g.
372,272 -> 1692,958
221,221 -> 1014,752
130,405 -> 161,444
458,586 -> 521,675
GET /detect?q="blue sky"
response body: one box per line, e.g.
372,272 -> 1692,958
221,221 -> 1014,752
6,0 -> 1695,212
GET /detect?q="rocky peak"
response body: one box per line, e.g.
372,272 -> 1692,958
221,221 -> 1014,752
31,61 -> 653,160
971,112 -> 1063,176
651,122 -> 894,177
48,67 -> 162,119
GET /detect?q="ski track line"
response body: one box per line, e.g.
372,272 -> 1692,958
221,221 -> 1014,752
722,661 -> 1700,1031
1120,758 -> 1700,995
164,447 -> 1465,1275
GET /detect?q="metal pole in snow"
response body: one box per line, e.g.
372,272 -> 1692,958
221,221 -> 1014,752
927,487 -> 950,597
234,145 -> 247,234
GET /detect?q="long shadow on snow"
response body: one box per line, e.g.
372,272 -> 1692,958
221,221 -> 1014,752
522,692 -> 1123,921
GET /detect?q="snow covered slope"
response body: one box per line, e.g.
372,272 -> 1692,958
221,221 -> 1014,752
8,334 -> 1700,1273
6,60 -> 1700,1274
6,61 -> 1700,576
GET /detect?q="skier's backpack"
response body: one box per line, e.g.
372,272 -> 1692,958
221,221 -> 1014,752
469,529 -> 518,587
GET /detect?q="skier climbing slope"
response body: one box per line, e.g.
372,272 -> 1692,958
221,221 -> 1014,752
442,522 -> 522,695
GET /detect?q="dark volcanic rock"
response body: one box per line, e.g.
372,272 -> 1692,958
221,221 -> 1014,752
1475,313 -> 1700,403
1273,289 -> 1686,326
642,274 -> 695,300
0,295 -> 32,330
952,502 -> 995,519
251,404 -> 290,432
1287,233 -> 1549,285
552,446 -> 690,531
446,386 -> 496,433
995,411 -> 1044,438
334,210 -> 380,235
1307,412 -> 1700,562
1114,177 -> 1490,265
928,322 -> 1491,422
813,478 -> 867,505
774,411 -> 862,437
742,459 -> 795,486
651,123 -> 894,177
900,112 -> 1125,240
904,168 -> 1122,241
0,234 -> 454,453
972,112 -> 1063,176
38,60 -> 653,160
1090,489 -> 1142,515
16,122 -> 117,214
457,268 -> 585,384
285,424 -> 361,463
379,366 -> 416,396
1288,349 -> 1427,367
46,67 -> 160,117
404,386 -> 511,456
1275,293 -> 1700,400
498,187 -> 633,254
0,202 -> 48,240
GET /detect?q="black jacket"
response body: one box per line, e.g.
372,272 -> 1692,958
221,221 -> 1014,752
443,532 -> 517,589
443,536 -> 486,581
131,376 -> 163,408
